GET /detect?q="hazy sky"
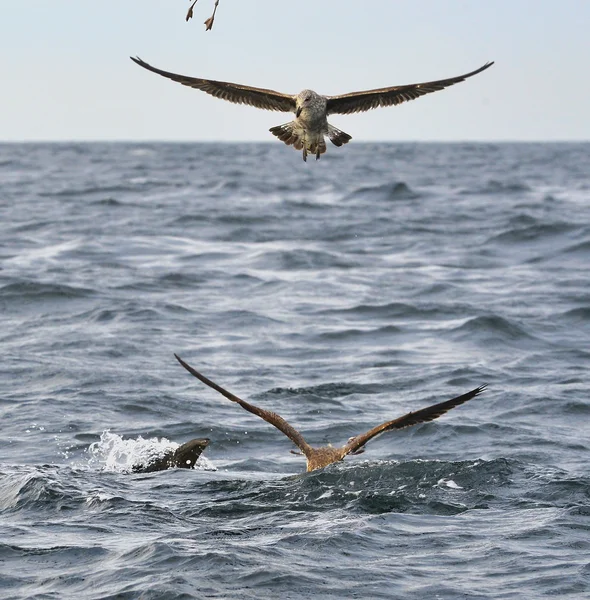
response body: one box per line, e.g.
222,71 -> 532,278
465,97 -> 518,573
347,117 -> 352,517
2,1 -> 589,141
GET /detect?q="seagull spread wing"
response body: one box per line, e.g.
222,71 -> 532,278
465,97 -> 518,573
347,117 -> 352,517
174,354 -> 314,456
344,385 -> 486,456
326,62 -> 493,115
131,57 -> 297,113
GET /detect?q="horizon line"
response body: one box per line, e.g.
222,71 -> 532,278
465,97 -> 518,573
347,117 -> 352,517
1,139 -> 589,145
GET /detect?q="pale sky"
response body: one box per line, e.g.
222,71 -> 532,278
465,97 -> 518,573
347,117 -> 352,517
2,1 -> 589,141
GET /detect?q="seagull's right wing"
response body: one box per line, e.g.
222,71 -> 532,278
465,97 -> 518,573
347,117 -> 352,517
326,62 -> 493,115
344,385 -> 486,456
174,354 -> 314,456
131,57 -> 297,113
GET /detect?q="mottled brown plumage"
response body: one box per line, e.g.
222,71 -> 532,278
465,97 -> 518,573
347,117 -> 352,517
174,354 -> 486,472
130,57 -> 493,161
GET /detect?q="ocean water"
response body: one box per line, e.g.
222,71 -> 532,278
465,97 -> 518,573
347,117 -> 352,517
0,141 -> 589,599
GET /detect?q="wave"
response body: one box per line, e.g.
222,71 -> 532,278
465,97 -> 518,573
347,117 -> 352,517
447,315 -> 538,344
190,458 -> 518,517
318,324 -> 402,341
559,307 -> 590,322
0,281 -> 94,301
39,184 -> 142,198
561,239 -> 590,255
460,179 -> 532,196
316,301 -> 463,320
89,197 -> 125,207
346,181 -> 420,202
487,221 -> 577,245
252,248 -> 360,270
263,381 -> 378,400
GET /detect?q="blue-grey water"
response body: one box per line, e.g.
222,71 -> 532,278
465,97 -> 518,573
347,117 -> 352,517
1,142 -> 589,599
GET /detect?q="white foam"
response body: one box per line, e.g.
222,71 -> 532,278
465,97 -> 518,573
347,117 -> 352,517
86,431 -> 216,473
437,478 -> 463,490
87,431 -> 178,473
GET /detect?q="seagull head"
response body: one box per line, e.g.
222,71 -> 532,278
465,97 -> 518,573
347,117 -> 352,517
295,90 -> 315,118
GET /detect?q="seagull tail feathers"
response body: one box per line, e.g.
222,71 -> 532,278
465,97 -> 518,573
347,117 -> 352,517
270,122 -> 329,161
327,124 -> 352,147
269,122 -> 303,150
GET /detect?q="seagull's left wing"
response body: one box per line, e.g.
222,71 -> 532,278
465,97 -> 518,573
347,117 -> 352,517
326,62 -> 493,115
343,385 -> 486,456
131,57 -> 297,113
174,354 -> 315,456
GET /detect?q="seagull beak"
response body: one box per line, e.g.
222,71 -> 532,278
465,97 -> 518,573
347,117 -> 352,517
296,106 -> 302,118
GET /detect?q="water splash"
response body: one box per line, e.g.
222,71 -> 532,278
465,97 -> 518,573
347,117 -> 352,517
86,431 -> 215,473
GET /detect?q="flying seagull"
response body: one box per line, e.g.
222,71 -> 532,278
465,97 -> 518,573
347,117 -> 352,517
174,354 -> 486,472
131,57 -> 494,161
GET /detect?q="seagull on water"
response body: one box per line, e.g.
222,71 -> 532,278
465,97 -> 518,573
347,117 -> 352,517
174,354 -> 486,472
131,57 -> 494,161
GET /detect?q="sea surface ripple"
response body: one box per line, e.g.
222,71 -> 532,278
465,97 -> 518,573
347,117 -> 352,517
1,142 -> 589,599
